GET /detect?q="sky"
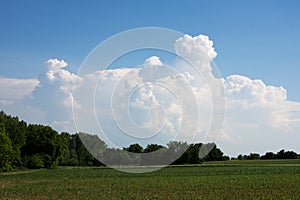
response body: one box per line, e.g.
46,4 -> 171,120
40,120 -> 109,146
0,0 -> 300,156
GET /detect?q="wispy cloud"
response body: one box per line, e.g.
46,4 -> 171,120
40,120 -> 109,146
0,77 -> 39,104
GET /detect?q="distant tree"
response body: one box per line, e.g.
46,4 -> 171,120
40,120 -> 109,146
103,148 -> 119,165
236,153 -> 260,160
143,144 -> 164,153
142,144 -> 167,166
204,144 -> 225,161
0,124 -> 14,171
273,149 -> 297,159
237,154 -> 243,160
186,143 -> 203,164
260,150 -> 298,160
261,152 -> 276,160
249,153 -> 260,160
60,132 -> 107,167
78,133 -> 107,166
283,151 -> 298,159
223,156 -> 230,161
167,141 -> 189,165
124,143 -> 143,153
103,148 -> 136,165
73,133 -> 96,166
276,149 -> 285,159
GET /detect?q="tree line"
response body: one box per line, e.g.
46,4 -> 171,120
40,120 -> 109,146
0,110 -> 299,171
234,149 -> 299,160
0,111 -> 229,171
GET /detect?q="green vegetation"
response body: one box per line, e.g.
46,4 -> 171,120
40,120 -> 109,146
1,110 -> 299,172
1,110 -> 300,199
236,150 -> 299,160
0,124 -> 14,171
0,111 -> 300,172
1,160 -> 300,199
0,111 -> 229,171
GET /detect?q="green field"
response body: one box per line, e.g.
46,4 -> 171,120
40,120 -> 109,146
1,160 -> 300,200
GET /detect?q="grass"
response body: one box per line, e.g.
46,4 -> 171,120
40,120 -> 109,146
1,160 -> 300,199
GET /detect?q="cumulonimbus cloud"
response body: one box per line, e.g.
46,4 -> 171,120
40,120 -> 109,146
1,33 -> 299,156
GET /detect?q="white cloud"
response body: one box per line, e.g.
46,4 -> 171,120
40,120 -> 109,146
174,34 -> 217,71
45,59 -> 67,81
225,75 -> 287,107
1,34 -> 300,156
73,37 -> 218,147
46,58 -> 68,70
224,74 -> 299,131
221,75 -> 300,155
144,56 -> 163,66
0,78 -> 39,103
1,59 -> 80,131
0,77 -> 45,126
45,59 -> 77,83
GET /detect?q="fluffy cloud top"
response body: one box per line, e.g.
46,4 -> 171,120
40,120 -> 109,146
222,74 -> 300,155
175,34 -> 217,68
45,59 -> 77,84
144,56 -> 163,66
225,75 -> 287,107
46,58 -> 68,70
72,34 -> 223,148
224,75 -> 300,133
1,34 -> 300,156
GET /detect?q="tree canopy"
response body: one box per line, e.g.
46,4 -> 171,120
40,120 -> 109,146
0,110 -> 299,172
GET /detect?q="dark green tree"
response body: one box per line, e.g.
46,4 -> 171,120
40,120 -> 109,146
73,133 -> 94,166
142,144 -> 167,166
261,152 -> 276,160
0,111 -> 27,166
203,144 -> 226,161
59,132 -> 76,166
77,133 -> 106,166
237,154 -> 243,160
103,148 -> 135,165
0,124 -> 14,171
124,143 -> 143,153
186,143 -> 203,164
143,144 -> 164,153
283,151 -> 298,159
276,149 -> 285,159
21,124 -> 65,168
167,141 -> 189,165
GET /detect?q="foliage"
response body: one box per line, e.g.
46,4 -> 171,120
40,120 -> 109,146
238,149 -> 298,160
21,124 -> 65,169
203,144 -> 228,161
143,143 -> 164,153
1,160 -> 300,199
59,133 -> 105,166
124,143 -> 143,153
0,110 -> 299,171
0,111 -> 27,166
0,124 -> 14,171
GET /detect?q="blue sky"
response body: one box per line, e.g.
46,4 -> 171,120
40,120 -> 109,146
1,0 -> 300,101
1,0 -> 300,156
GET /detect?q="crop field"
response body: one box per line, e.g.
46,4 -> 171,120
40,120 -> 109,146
1,160 -> 300,200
